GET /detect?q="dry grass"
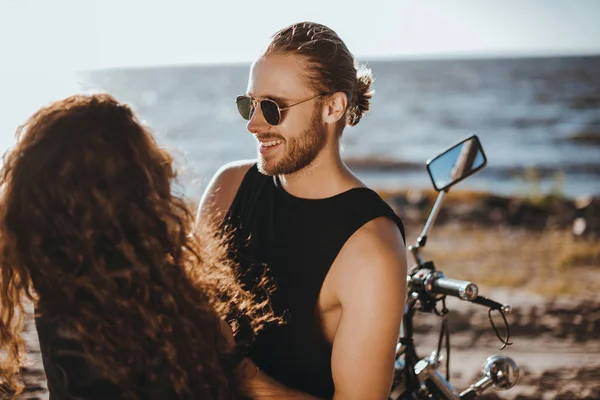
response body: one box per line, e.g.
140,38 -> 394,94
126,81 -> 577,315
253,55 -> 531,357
404,223 -> 600,298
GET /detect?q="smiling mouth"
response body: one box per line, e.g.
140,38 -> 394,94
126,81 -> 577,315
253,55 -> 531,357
260,139 -> 284,148
258,139 -> 284,155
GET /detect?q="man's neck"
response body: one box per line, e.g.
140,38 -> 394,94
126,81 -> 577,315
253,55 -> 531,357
277,149 -> 360,199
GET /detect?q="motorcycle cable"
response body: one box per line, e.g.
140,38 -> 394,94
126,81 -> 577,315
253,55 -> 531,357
489,307 -> 513,350
470,296 -> 514,350
434,297 -> 451,382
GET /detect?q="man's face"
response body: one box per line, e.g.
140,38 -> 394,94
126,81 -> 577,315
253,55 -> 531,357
244,54 -> 327,176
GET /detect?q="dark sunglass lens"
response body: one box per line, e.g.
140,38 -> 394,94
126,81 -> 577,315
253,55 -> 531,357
260,100 -> 281,125
236,96 -> 254,120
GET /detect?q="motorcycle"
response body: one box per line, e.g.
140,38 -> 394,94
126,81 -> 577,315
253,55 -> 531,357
390,135 -> 520,400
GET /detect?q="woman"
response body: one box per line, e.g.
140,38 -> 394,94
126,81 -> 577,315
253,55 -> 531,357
0,93 -> 271,399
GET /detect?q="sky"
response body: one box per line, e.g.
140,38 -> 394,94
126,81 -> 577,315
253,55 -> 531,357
0,0 -> 599,151
1,0 -> 599,73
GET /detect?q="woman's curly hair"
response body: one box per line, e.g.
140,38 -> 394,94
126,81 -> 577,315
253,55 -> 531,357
0,93 -> 271,399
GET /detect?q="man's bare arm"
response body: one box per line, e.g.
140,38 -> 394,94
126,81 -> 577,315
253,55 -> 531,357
329,217 -> 408,400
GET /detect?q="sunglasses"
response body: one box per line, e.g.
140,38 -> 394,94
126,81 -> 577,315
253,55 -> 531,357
235,92 -> 331,126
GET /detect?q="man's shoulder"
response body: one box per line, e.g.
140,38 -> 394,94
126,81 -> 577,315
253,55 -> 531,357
208,159 -> 259,197
196,159 -> 257,228
334,212 -> 406,282
213,159 -> 257,183
332,214 -> 408,308
344,184 -> 406,243
347,216 -> 406,259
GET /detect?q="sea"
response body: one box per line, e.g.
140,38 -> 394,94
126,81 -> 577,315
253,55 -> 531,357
2,55 -> 599,201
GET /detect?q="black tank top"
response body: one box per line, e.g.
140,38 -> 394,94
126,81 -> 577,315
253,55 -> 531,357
224,164 -> 405,399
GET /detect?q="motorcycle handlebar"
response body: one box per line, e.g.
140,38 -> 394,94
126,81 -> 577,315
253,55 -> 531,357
411,269 -> 513,312
424,271 -> 479,301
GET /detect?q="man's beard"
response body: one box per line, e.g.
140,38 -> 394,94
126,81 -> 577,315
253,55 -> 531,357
257,108 -> 327,176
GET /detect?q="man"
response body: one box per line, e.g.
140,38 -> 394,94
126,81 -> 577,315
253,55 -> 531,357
197,22 -> 408,400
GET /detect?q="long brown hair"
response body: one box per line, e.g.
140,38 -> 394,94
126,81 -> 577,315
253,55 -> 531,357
0,93 -> 269,399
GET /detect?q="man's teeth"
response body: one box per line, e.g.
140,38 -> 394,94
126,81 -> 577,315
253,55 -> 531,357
261,140 -> 283,147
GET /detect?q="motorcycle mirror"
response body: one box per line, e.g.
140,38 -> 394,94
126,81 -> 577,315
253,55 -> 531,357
426,135 -> 487,192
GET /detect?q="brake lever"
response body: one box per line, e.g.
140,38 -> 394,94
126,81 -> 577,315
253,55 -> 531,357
470,295 -> 512,313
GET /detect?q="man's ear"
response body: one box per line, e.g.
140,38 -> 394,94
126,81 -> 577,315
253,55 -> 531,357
323,92 -> 348,124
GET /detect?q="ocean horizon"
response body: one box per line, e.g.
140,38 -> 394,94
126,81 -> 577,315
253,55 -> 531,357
2,54 -> 599,201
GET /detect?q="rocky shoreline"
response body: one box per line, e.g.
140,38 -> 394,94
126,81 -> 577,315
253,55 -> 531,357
379,188 -> 600,237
